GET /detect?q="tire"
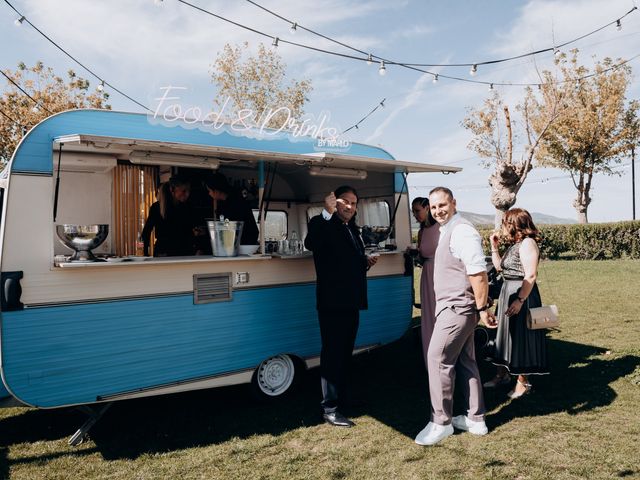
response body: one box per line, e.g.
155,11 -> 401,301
251,354 -> 298,399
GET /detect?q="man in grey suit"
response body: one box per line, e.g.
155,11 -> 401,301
415,187 -> 497,446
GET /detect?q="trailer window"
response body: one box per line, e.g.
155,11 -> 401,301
358,199 -> 390,226
253,210 -> 287,241
306,200 -> 390,227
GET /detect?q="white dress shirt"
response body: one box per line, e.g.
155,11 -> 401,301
438,213 -> 486,275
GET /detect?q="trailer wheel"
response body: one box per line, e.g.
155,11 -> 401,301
251,354 -> 297,398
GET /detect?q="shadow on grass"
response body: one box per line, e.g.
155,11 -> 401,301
0,323 -> 637,466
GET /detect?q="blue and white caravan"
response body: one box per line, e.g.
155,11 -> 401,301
0,109 -> 459,444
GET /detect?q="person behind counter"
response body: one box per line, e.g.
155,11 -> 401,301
141,175 -> 200,257
203,173 -> 259,245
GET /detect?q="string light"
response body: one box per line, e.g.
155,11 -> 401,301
488,83 -> 494,91
366,54 -> 373,66
0,70 -> 53,114
243,0 -> 637,71
97,80 -> 105,92
616,19 -> 622,31
470,64 -> 478,76
31,104 -> 39,113
2,0 -> 151,112
342,97 -> 386,134
289,22 -> 297,34
554,48 -> 562,57
14,15 -> 24,26
378,60 -> 386,76
175,0 -> 639,89
432,74 -> 439,84
272,36 -> 279,47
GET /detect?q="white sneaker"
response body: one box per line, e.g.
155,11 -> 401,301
452,415 -> 488,436
414,422 -> 454,446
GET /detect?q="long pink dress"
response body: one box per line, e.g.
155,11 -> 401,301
419,222 -> 440,370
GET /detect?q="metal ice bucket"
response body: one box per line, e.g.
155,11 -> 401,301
56,224 -> 109,261
207,220 -> 244,257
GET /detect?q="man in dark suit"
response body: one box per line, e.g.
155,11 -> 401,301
304,186 -> 378,427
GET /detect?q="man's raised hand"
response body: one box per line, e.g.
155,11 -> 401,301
325,191 -> 337,214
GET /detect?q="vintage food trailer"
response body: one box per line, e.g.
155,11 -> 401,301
0,109 -> 459,443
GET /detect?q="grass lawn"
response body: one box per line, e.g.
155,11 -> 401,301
1,260 -> 639,479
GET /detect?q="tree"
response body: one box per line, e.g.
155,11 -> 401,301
622,99 -> 639,219
211,42 -> 312,130
0,62 -> 109,164
462,89 -> 562,228
529,50 -> 633,224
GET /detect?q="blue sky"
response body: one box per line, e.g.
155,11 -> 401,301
2,0 -> 639,222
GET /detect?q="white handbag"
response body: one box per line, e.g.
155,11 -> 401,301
526,305 -> 559,330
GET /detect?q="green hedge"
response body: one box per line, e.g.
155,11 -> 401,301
479,221 -> 640,260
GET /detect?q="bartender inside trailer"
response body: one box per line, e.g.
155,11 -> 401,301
141,175 -> 201,257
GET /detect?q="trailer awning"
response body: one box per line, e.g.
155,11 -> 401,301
53,134 -> 462,174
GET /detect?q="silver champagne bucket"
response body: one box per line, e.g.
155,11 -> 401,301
207,220 -> 244,257
56,224 -> 109,262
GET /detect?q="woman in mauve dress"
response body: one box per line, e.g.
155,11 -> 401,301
411,197 -> 440,370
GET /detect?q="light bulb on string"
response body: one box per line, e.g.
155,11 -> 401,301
272,37 -> 279,48
432,74 -> 439,84
14,15 -> 25,26
616,19 -> 622,31
97,80 -> 105,92
378,60 -> 386,76
290,22 -> 297,34
554,48 -> 561,58
31,104 -> 39,113
366,54 -> 373,66
380,100 -> 385,108
488,83 -> 494,92
470,64 -> 478,76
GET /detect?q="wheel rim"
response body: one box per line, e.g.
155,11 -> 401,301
255,354 -> 295,396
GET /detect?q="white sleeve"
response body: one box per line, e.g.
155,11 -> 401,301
321,209 -> 333,221
450,224 -> 487,275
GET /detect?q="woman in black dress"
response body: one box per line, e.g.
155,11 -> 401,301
485,208 -> 549,398
141,175 -> 199,257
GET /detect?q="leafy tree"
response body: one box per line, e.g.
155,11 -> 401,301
211,42 -> 312,130
529,50 -> 633,224
462,89 -> 562,228
0,62 -> 109,164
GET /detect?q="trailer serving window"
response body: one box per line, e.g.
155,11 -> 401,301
306,199 -> 390,226
252,210 -> 287,240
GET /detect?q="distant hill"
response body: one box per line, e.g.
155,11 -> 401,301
410,211 -> 577,230
459,211 -> 577,226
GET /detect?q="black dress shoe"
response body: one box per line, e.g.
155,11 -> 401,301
322,411 -> 355,427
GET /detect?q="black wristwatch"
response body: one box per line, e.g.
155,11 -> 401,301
475,303 -> 492,313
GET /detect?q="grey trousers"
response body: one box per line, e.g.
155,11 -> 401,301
427,306 -> 486,425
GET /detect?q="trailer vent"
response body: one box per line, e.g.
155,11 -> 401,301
193,273 -> 232,304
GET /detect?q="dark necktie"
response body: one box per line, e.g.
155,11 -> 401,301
344,224 -> 363,254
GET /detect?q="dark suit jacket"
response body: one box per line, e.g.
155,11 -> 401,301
304,213 -> 368,311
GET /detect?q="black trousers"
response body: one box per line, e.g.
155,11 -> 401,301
318,308 -> 360,414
